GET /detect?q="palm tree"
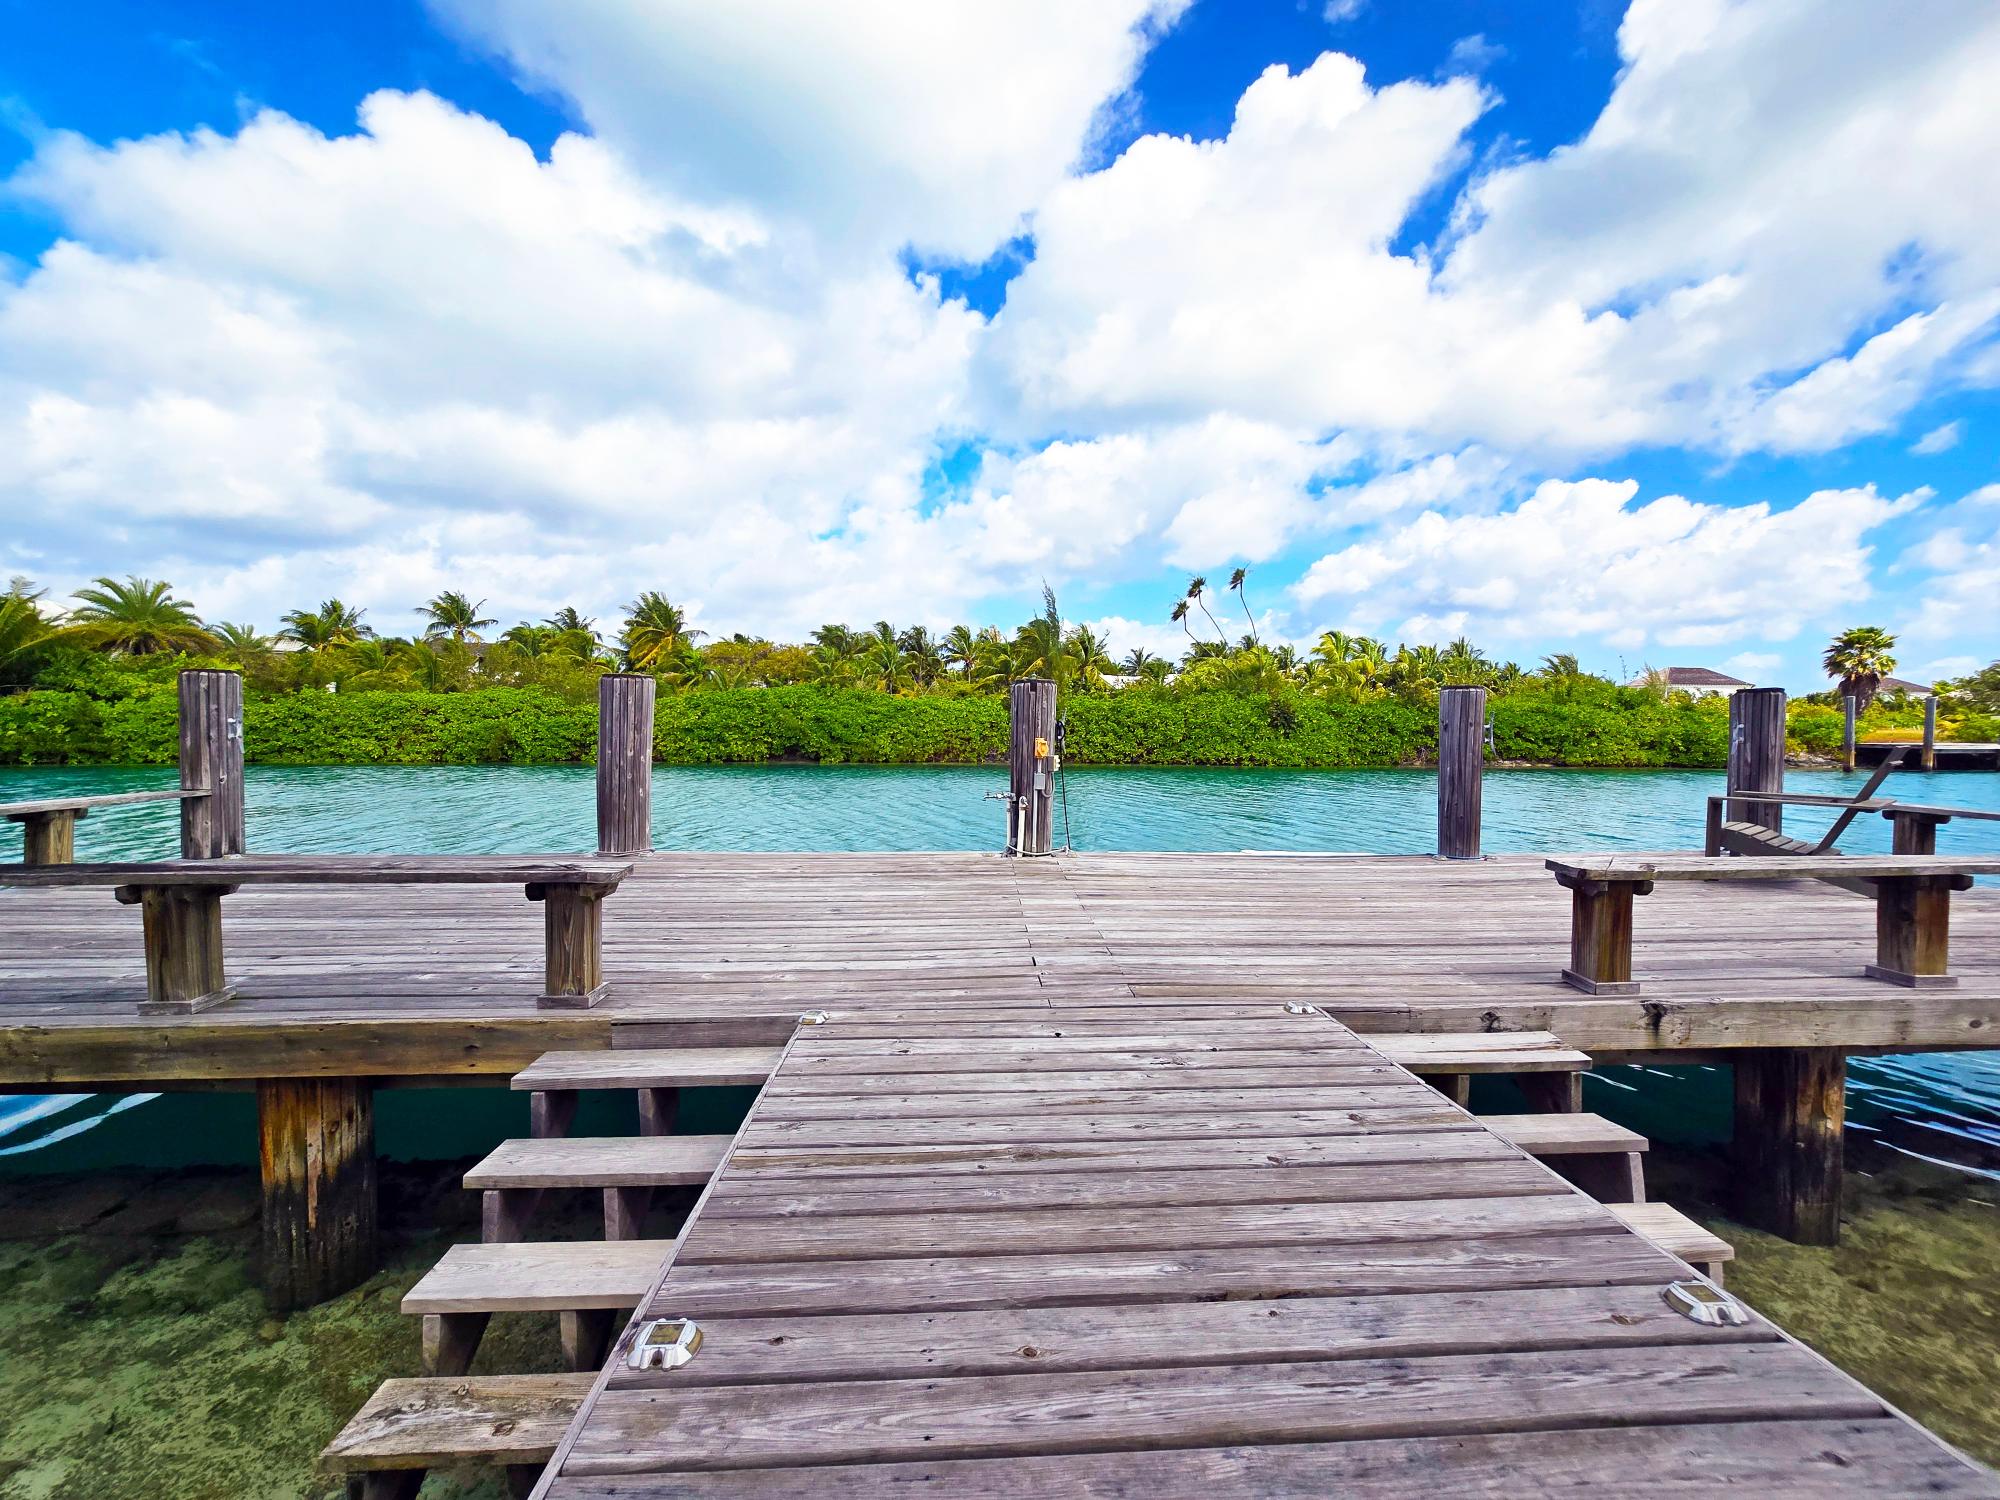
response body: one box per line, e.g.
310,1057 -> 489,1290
1065,624 -> 1115,691
897,625 -> 946,687
1170,598 -> 1196,646
1121,647 -> 1161,678
1824,626 -> 1898,712
281,599 -> 372,655
969,626 -> 1014,689
1440,636 -> 1491,686
622,592 -> 704,671
62,576 -> 219,655
422,590 -> 496,645
1540,652 -> 1581,680
942,625 -> 979,680
860,622 -> 911,692
1228,567 -> 1259,645
1012,585 -> 1069,691
543,606 -> 598,641
214,622 -> 274,661
1186,576 -> 1226,643
0,591 -> 53,681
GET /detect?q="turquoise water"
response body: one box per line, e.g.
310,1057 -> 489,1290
4,762 -> 1998,1173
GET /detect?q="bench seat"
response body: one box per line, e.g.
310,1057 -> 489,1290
1546,853 -> 2000,993
318,1373 -> 590,1500
2,788 -> 209,866
0,854 -> 631,1014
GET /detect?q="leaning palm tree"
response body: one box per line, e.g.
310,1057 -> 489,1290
622,592 -> 704,671
421,590 -> 496,645
1227,567 -> 1259,645
1823,626 -> 1898,712
280,599 -> 372,655
1186,576 -> 1226,643
1169,598 -> 1196,646
62,576 -> 219,655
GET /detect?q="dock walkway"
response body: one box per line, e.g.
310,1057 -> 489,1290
532,1003 -> 1996,1496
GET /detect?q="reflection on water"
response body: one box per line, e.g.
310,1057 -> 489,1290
3,761 -> 1997,1172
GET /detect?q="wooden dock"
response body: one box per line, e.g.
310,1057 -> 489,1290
523,1002 -> 1996,1494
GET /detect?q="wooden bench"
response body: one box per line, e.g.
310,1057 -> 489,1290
402,1237 -> 671,1375
0,854 -> 631,1013
1546,853 -> 2000,994
1609,1202 -> 1734,1284
1,788 -> 209,866
319,1373 -> 590,1500
1486,1112 -> 1647,1203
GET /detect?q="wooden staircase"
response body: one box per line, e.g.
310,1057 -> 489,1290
320,1042 -> 776,1497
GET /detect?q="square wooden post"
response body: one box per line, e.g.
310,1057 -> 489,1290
117,882 -> 237,1014
15,808 -> 78,865
1921,695 -> 1937,771
533,882 -> 611,1008
258,1077 -> 379,1311
1734,1048 -> 1845,1245
1865,873 -> 1970,987
1841,695 -> 1857,772
1888,810 -> 1949,856
1555,873 -> 1650,993
179,668 -> 245,859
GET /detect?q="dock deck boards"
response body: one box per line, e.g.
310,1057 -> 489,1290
4,850 -> 1999,1086
535,1005 -> 1997,1495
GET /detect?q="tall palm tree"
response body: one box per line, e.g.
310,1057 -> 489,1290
1012,586 -> 1069,691
1170,598 -> 1196,646
1186,576 -> 1226,643
860,623 -> 911,692
422,590 -> 496,645
1227,567 -> 1259,645
281,599 -> 372,655
62,576 -> 219,655
896,625 -> 946,687
622,592 -> 704,671
1823,626 -> 1898,712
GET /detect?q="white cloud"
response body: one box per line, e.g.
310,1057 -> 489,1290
1443,35 -> 1506,76
1322,0 -> 1368,23
427,0 -> 1188,262
1912,420 -> 1964,455
1292,478 -> 1921,649
1721,651 -> 1780,681
1897,484 -> 2000,644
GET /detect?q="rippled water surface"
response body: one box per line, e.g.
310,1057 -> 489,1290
4,761 -> 1998,1170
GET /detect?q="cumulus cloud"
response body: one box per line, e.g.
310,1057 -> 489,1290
427,0 -> 1188,262
1911,420 -> 1964,455
1897,483 -> 2000,643
1292,478 -> 1921,650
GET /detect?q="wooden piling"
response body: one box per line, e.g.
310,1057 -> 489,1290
1437,686 -> 1486,860
597,673 -> 656,856
1842,695 -> 1857,773
1007,678 -> 1058,856
1922,695 -> 1937,771
179,668 -> 245,859
1726,686 -> 1786,833
1733,1047 -> 1845,1246
258,1077 -> 379,1311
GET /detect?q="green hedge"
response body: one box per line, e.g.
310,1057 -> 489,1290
0,683 -> 1742,769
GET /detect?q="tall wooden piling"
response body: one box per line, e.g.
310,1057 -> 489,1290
1922,694 -> 1937,771
1726,686 -> 1786,833
1842,695 -> 1857,773
1007,678 -> 1058,856
178,669 -> 244,859
1734,1048 -> 1846,1246
597,673 -> 656,856
1437,686 -> 1486,860
258,1077 -> 378,1311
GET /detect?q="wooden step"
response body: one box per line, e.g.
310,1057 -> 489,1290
1486,1112 -> 1648,1204
512,1047 -> 781,1092
403,1238 -> 672,1376
1484,1112 -> 1647,1156
1371,1032 -> 1591,1073
1610,1202 -> 1734,1284
466,1135 -> 731,1190
319,1373 -> 590,1500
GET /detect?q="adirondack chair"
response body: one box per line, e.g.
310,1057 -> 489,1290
1703,748 -> 1905,859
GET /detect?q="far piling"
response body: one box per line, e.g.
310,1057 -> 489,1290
1437,685 -> 1485,860
1727,686 -> 1786,833
1007,678 -> 1058,856
597,673 -> 657,856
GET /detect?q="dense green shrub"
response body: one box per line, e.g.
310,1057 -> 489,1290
0,682 -> 1741,769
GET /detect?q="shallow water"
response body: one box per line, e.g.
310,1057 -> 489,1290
3,761 -> 1998,1170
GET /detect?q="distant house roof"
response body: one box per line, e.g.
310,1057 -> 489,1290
1628,666 -> 1753,689
1877,675 -> 1933,694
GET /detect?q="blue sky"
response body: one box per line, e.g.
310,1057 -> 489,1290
2,0 -> 1996,688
